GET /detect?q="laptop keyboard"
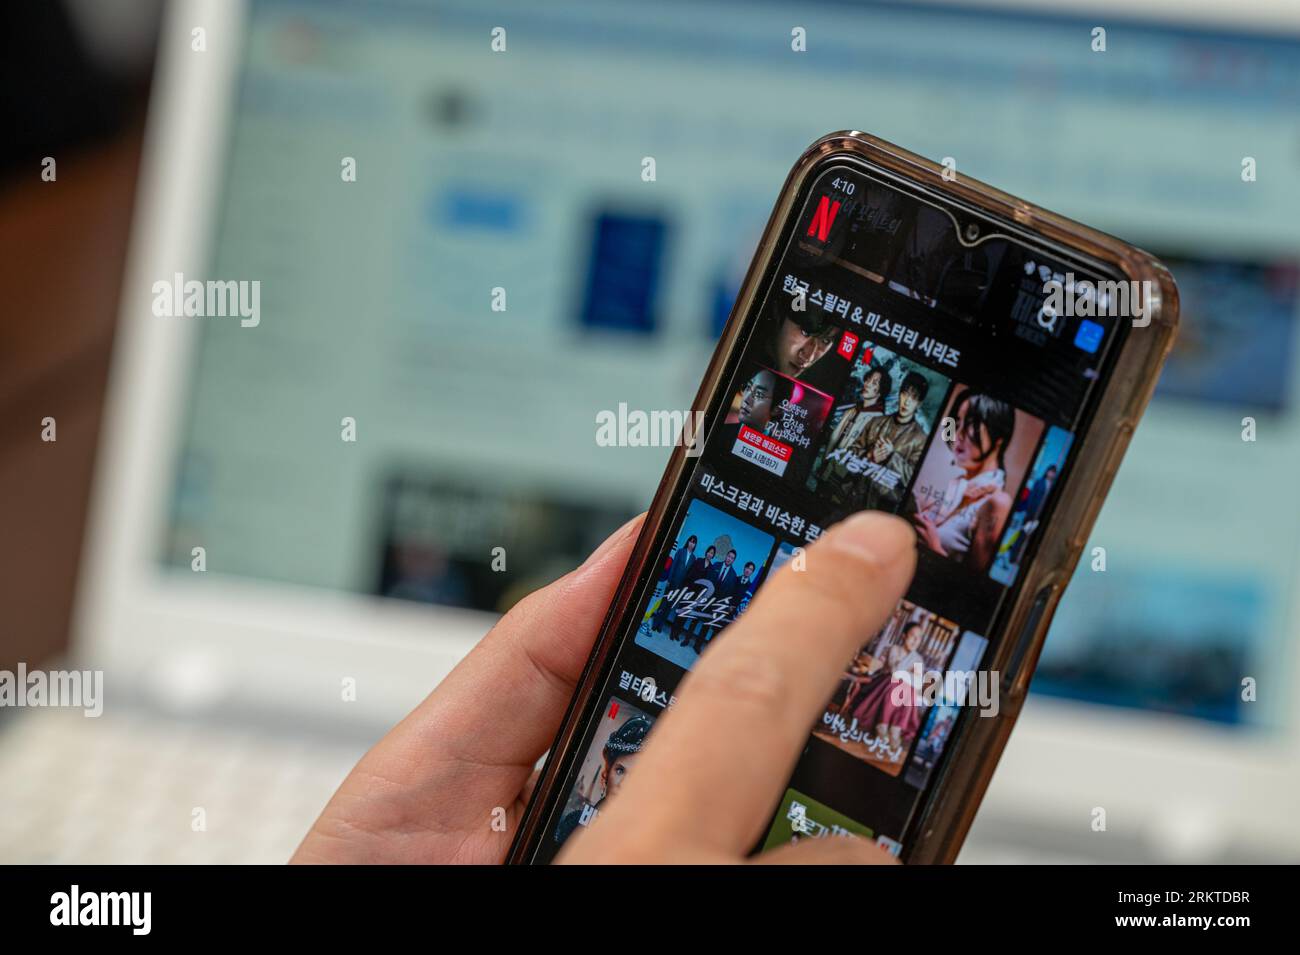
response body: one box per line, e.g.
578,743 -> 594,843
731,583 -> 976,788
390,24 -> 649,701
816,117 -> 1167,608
6,704 -> 1280,864
0,705 -> 365,864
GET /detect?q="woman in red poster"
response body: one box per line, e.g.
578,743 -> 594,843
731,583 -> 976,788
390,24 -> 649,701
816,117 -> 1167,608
851,622 -> 928,755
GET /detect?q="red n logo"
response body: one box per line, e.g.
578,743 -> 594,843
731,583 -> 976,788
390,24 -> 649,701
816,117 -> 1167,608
806,195 -> 841,242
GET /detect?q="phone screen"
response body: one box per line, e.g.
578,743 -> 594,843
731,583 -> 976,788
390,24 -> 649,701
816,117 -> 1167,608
527,160 -> 1132,862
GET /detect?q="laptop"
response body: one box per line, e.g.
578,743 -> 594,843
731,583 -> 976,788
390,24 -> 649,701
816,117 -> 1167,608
4,0 -> 1298,863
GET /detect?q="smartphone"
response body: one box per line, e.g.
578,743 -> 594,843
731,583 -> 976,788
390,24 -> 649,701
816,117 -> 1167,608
508,131 -> 1178,864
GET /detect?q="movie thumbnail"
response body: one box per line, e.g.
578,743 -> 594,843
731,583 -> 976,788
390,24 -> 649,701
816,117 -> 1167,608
815,600 -> 962,776
990,425 -> 1073,585
769,540 -> 801,575
807,338 -> 951,513
722,362 -> 834,484
903,630 -> 989,789
907,385 -> 1046,574
757,286 -> 856,386
636,497 -> 776,670
761,787 -> 874,852
553,696 -> 655,847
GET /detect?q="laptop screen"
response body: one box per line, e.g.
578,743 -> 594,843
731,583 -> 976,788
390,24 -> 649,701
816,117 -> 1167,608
160,0 -> 1300,732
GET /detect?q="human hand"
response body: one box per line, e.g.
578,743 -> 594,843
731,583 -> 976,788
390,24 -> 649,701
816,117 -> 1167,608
292,514 -> 647,864
293,510 -> 915,865
560,510 -> 915,864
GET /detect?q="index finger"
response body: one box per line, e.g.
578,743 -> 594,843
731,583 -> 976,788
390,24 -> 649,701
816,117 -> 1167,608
592,511 -> 916,855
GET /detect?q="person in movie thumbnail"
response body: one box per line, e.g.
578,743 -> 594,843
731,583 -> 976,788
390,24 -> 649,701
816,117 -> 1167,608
658,543 -> 718,643
761,300 -> 839,380
674,546 -> 740,651
718,368 -> 776,450
650,534 -> 698,632
825,369 -> 930,511
912,389 -> 1015,571
554,714 -> 652,845
817,363 -> 890,485
734,560 -> 758,606
848,621 -> 928,750
1009,464 -> 1056,564
862,371 -> 930,486
737,369 -> 775,426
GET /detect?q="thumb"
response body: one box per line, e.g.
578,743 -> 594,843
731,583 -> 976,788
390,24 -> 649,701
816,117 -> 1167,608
584,511 -> 916,856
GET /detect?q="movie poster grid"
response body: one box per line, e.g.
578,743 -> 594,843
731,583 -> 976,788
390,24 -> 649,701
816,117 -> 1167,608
906,383 -> 1046,575
717,289 -> 859,479
553,696 -> 655,847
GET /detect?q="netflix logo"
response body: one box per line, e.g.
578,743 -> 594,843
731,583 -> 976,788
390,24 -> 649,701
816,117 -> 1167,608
806,195 -> 841,242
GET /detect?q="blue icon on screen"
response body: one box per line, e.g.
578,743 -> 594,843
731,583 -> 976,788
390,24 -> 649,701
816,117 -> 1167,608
1073,319 -> 1105,354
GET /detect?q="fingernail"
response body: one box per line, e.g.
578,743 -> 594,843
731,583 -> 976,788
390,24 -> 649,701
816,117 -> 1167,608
825,511 -> 915,564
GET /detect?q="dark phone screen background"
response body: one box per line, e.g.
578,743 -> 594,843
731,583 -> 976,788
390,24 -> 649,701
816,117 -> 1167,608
531,162 -> 1130,862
